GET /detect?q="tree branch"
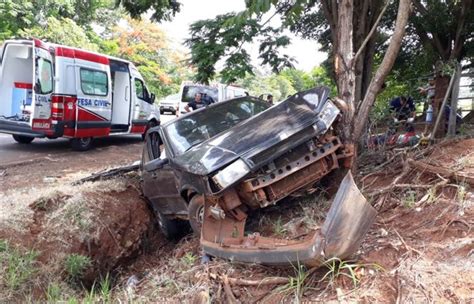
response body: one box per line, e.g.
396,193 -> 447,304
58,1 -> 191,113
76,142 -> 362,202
353,0 -> 390,67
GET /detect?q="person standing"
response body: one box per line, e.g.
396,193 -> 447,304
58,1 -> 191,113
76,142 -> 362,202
184,93 -> 205,112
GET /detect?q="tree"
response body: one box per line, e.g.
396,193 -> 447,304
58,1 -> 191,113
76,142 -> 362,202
109,17 -> 192,97
410,0 -> 473,136
120,0 -> 413,162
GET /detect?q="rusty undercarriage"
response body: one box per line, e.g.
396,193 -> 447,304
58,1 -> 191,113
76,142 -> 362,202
200,135 -> 377,266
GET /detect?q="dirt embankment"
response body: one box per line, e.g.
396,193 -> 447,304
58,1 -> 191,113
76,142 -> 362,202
0,174 -> 153,301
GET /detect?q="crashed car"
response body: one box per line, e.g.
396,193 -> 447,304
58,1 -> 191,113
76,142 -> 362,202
140,87 -> 376,266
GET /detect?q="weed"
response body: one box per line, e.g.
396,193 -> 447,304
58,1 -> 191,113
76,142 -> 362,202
0,239 -> 7,252
0,242 -> 39,291
321,257 -> 384,288
402,190 -> 417,208
99,273 -> 112,303
273,216 -> 287,237
181,252 -> 197,267
64,254 -> 91,280
456,182 -> 467,204
46,282 -> 62,303
276,263 -> 309,303
83,281 -> 97,304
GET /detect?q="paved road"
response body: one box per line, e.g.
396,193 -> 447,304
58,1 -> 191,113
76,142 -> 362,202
0,114 -> 176,166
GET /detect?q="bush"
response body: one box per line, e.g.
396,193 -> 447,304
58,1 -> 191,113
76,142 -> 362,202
64,254 -> 92,280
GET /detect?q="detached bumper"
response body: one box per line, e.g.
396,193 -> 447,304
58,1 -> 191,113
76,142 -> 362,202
201,172 -> 377,266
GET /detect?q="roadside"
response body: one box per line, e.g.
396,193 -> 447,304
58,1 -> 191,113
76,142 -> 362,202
0,136 -> 472,302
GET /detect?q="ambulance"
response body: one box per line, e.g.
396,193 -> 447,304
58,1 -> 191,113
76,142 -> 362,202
0,38 -> 160,150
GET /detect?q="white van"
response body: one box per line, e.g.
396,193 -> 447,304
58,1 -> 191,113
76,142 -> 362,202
0,38 -> 160,150
159,92 -> 180,115
178,81 -> 248,113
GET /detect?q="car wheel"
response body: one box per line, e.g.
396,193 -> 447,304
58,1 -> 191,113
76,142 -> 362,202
171,110 -> 176,116
160,110 -> 164,115
71,137 -> 93,151
156,211 -> 188,240
12,135 -> 34,144
188,195 -> 205,235
142,120 -> 158,140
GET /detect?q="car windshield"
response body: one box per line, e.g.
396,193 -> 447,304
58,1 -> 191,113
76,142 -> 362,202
182,85 -> 218,103
164,98 -> 269,155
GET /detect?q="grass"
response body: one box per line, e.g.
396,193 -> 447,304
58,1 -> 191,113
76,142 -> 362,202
273,216 -> 287,237
180,252 -> 197,268
0,240 -> 39,291
321,257 -> 384,288
64,254 -> 92,280
276,263 -> 309,303
402,190 -> 417,208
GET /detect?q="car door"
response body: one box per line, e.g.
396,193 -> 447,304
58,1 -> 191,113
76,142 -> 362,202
141,127 -> 188,218
31,41 -> 54,131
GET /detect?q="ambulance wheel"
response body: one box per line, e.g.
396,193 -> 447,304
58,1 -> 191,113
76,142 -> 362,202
71,137 -> 93,151
12,135 -> 34,144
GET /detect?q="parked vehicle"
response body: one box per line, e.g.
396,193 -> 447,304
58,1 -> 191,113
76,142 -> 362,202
140,87 -> 377,266
0,38 -> 160,150
159,93 -> 180,115
178,81 -> 248,113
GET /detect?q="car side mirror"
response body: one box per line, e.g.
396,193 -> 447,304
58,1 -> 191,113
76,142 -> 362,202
150,93 -> 156,104
144,158 -> 169,172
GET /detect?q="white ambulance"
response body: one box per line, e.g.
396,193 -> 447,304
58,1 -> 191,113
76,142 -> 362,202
0,38 -> 160,150
178,81 -> 248,114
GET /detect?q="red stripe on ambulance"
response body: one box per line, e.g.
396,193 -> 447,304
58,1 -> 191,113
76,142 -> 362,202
55,47 -> 109,65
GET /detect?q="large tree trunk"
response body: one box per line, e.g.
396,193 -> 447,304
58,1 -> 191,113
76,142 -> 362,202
353,0 -> 412,143
334,0 -> 355,149
433,73 -> 450,137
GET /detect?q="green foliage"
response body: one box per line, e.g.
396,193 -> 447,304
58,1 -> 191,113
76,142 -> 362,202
21,17 -> 99,51
0,1 -> 34,40
118,0 -> 181,22
276,263 -> 309,302
64,254 -> 92,280
321,257 -> 383,288
272,216 -> 287,237
46,282 -> 62,303
186,12 -> 294,84
110,17 -> 191,97
0,240 -> 39,291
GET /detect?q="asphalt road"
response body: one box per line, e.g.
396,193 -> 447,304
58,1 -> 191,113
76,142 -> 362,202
0,114 -> 176,166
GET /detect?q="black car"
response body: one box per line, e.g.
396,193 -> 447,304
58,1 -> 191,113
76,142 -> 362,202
141,87 -> 376,266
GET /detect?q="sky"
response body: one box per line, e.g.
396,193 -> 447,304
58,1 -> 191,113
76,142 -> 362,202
159,0 -> 328,73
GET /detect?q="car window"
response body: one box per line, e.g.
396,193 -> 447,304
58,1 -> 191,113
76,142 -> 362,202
182,85 -> 218,103
35,57 -> 53,94
135,79 -> 147,101
80,68 -> 108,96
164,98 -> 269,155
148,131 -> 162,160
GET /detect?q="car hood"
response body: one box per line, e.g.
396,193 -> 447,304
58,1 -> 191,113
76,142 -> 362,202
172,87 -> 332,175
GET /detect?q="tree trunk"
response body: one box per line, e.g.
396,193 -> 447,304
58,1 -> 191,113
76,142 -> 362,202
433,74 -> 450,137
335,0 -> 355,149
352,0 -> 412,143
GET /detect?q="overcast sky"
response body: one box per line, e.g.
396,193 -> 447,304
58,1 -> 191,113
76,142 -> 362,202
159,0 -> 327,73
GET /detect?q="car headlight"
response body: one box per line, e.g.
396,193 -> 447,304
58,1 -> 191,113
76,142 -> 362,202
212,159 -> 250,189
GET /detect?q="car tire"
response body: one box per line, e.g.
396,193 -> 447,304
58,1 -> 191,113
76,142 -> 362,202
171,110 -> 176,116
142,120 -> 158,140
188,195 -> 205,235
12,135 -> 34,144
160,110 -> 164,115
156,211 -> 188,240
70,137 -> 93,151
